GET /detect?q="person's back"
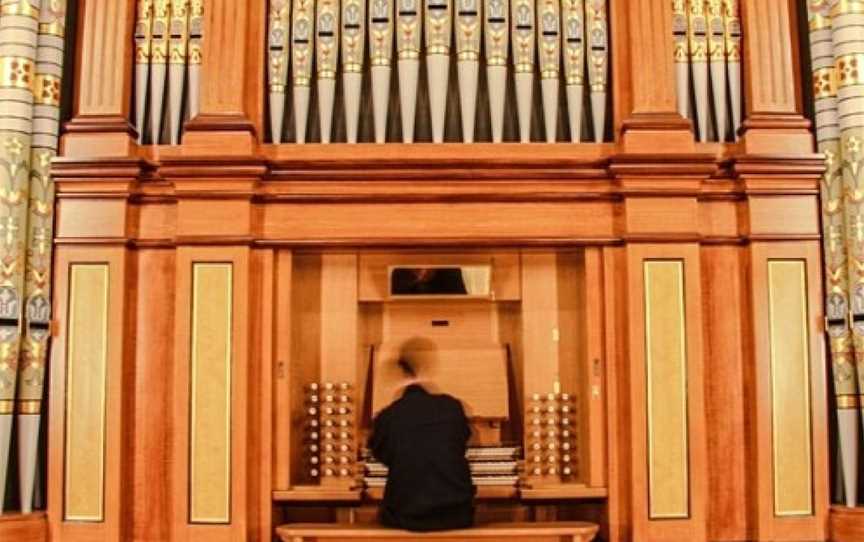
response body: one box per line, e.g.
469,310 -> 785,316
369,383 -> 475,531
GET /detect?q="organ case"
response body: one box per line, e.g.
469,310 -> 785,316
32,1 -> 834,542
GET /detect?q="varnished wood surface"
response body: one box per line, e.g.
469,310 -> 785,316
276,521 -> 599,540
830,506 -> 864,542
0,513 -> 47,542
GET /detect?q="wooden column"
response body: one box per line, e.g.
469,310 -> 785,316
739,0 -> 812,153
616,0 -> 693,152
183,0 -> 266,154
62,0 -> 137,157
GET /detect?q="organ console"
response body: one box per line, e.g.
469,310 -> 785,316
0,1 -> 842,542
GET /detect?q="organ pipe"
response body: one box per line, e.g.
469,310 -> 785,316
585,0 -> 607,142
706,0 -> 726,140
538,0 -> 560,142
134,0 -> 153,143
268,0 -> 291,143
455,0 -> 481,142
687,0 -> 708,141
0,0 -> 41,513
168,0 -> 189,145
369,0 -> 394,143
397,0 -> 422,142
292,0 -> 314,143
425,0 -> 452,143
483,0 -> 508,142
315,0 -> 339,143
342,0 -> 366,143
512,0 -> 535,142
18,0 -> 66,514
561,0 -> 584,142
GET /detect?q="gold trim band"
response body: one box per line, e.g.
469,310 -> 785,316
837,395 -> 860,409
16,399 -> 41,414
0,400 -> 13,415
831,0 -> 864,17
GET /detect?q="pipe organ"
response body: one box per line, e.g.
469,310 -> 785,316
266,0 -> 612,143
0,1 -> 845,542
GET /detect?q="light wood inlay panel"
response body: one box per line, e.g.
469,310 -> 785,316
643,260 -> 689,520
190,263 -> 234,524
767,260 -> 813,517
64,264 -> 109,522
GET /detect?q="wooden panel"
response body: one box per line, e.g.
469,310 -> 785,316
132,250 -> 175,541
48,247 -> 131,541
274,250 -> 294,490
624,198 -> 700,237
749,242 -> 828,541
643,261 -> 689,520
189,263 -> 234,524
172,247 -> 250,542
64,264 -> 109,522
0,513 -> 47,542
626,244 -> 707,542
319,254 -> 359,385
746,196 -> 820,238
702,246 -> 748,541
521,252 -> 561,395
767,260 -> 812,517
55,199 -> 129,239
177,199 -> 254,239
262,202 -> 616,242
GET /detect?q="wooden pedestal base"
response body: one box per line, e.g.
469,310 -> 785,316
830,506 -> 864,542
0,512 -> 47,542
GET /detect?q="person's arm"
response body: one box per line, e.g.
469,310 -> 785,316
369,408 -> 393,466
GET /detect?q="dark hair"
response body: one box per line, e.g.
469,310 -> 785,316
397,358 -> 417,378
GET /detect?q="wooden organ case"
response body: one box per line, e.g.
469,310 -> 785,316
41,1 -> 830,542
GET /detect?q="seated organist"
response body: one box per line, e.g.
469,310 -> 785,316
368,338 -> 475,531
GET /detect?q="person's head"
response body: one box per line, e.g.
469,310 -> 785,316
395,336 -> 436,386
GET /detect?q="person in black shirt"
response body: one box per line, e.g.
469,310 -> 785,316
368,340 -> 475,531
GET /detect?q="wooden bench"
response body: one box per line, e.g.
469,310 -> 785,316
276,521 -> 599,542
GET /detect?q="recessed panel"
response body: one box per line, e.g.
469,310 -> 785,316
189,263 -> 234,524
64,264 -> 109,522
768,260 -> 813,517
644,260 -> 690,520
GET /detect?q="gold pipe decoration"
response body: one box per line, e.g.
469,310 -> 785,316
561,0 -> 583,142
0,0 -> 41,514
17,0 -> 66,515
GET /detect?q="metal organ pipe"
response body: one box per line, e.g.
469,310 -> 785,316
673,0 -> 743,142
262,0 -> 617,143
133,0 -> 201,144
